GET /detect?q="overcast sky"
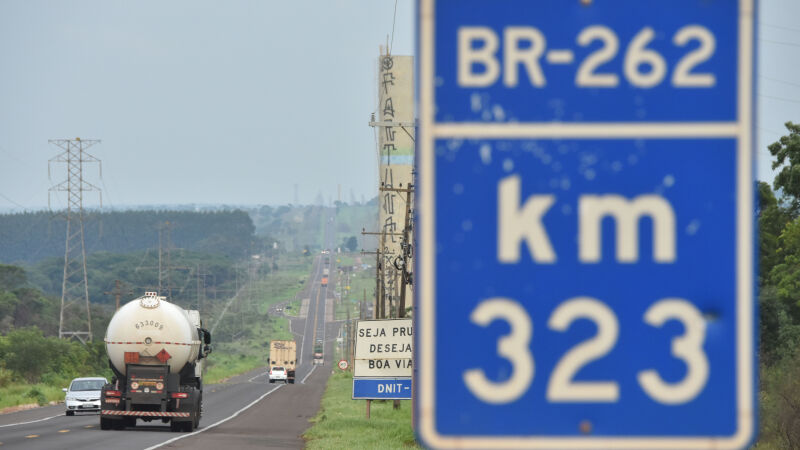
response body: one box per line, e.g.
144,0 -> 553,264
0,0 -> 415,210
0,0 -> 797,211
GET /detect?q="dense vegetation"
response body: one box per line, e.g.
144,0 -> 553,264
756,122 -> 800,448
0,265 -> 111,410
0,209 -> 258,265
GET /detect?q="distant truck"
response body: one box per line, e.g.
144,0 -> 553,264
269,340 -> 296,384
321,277 -> 328,286
313,340 -> 324,365
322,268 -> 329,277
100,292 -> 211,432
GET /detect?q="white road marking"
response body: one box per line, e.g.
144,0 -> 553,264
0,415 -> 60,428
143,384 -> 283,450
301,364 -> 317,384
247,372 -> 267,383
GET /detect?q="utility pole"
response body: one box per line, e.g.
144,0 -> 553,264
104,280 -> 134,311
380,184 -> 415,318
48,138 -> 102,343
362,228 -> 402,319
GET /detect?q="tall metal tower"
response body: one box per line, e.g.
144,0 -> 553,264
48,138 -> 102,343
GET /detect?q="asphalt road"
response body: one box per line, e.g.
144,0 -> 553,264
0,213 -> 341,450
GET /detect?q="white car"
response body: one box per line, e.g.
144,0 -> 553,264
64,377 -> 108,415
268,366 -> 288,383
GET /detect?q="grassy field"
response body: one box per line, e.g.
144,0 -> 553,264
303,371 -> 419,449
204,254 -> 312,383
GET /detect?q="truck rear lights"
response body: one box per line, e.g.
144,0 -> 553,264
105,390 -> 122,397
171,392 -> 189,399
105,398 -> 120,404
156,382 -> 164,390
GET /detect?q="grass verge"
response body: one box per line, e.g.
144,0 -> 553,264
0,382 -> 68,411
303,371 -> 419,449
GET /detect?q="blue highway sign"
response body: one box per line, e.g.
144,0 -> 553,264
416,0 -> 756,448
353,378 -> 412,400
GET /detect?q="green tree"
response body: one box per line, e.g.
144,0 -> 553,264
2,327 -> 52,382
342,236 -> 358,252
769,121 -> 800,214
759,182 -> 791,285
0,265 -> 26,290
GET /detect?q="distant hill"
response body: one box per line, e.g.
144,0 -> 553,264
0,210 -> 257,265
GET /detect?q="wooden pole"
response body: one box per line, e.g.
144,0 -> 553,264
366,399 -> 371,419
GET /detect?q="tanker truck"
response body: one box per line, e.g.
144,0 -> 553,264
100,292 -> 211,432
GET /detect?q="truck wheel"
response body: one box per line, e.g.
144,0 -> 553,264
100,417 -> 113,430
125,417 -> 136,428
170,420 -> 183,432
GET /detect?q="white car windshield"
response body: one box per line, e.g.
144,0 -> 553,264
70,380 -> 105,391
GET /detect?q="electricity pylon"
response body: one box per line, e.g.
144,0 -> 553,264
48,138 -> 102,343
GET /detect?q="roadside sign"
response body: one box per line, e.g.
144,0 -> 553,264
353,378 -> 412,400
354,319 -> 413,378
417,0 -> 756,448
338,359 -> 349,370
353,319 -> 413,401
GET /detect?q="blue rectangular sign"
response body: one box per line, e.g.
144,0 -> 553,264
353,378 -> 412,400
416,0 -> 756,448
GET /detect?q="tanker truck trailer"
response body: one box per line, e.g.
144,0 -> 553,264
100,292 -> 211,432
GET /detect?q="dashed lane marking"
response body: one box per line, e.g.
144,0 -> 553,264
143,384 -> 283,450
0,415 -> 60,428
25,435 -> 38,438
84,425 -> 94,428
58,429 -> 70,433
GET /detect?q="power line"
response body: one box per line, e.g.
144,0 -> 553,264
760,38 -> 800,48
761,22 -> 800,33
759,126 -> 787,136
0,192 -> 28,210
760,94 -> 800,105
761,75 -> 800,89
389,0 -> 399,55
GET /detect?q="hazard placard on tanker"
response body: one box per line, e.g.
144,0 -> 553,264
354,319 -> 412,378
